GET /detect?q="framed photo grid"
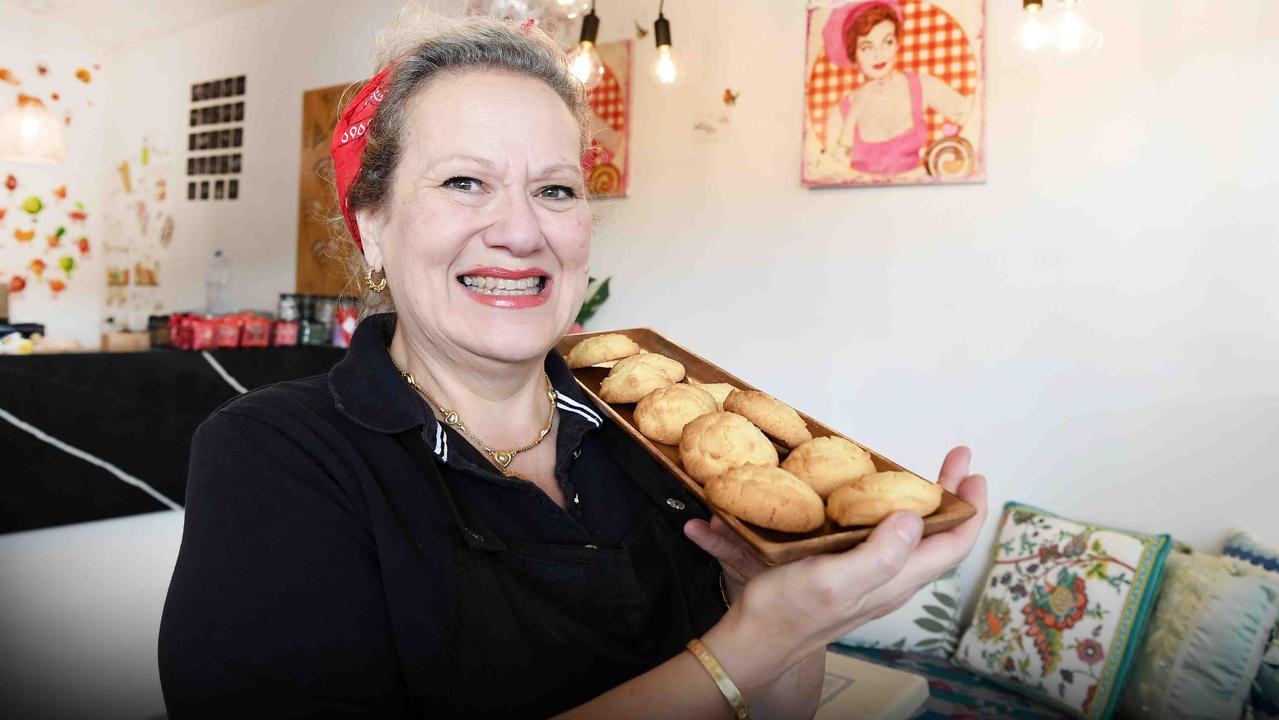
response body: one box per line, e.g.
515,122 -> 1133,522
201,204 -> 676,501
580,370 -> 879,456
187,75 -> 246,201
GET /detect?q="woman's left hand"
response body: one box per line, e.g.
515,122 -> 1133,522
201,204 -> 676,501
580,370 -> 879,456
683,514 -> 767,603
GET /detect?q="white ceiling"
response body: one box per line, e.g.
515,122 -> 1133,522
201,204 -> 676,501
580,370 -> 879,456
4,0 -> 281,51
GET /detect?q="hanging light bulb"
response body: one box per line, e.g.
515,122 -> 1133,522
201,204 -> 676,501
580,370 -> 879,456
0,94 -> 65,164
1054,0 -> 1103,58
652,2 -> 680,86
1019,0 -> 1048,53
567,2 -> 604,91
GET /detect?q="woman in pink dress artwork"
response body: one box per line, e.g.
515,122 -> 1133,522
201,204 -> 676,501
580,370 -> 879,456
822,0 -> 972,176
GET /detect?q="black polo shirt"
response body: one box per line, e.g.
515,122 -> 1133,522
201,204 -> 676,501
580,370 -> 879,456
159,314 -> 664,717
334,313 -> 650,548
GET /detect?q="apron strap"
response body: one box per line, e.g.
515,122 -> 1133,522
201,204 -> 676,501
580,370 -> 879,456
394,427 -> 509,552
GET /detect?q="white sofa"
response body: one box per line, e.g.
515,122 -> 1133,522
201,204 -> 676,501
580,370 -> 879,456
0,510 -> 185,720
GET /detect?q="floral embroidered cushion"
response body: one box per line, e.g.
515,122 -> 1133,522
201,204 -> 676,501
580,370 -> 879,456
954,502 -> 1171,720
1117,550 -> 1279,720
835,568 -> 961,657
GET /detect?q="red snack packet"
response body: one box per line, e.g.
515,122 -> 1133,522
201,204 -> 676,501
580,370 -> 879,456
241,314 -> 271,348
332,302 -> 359,348
215,315 -> 243,349
272,319 -> 299,347
191,317 -> 219,350
170,313 -> 191,350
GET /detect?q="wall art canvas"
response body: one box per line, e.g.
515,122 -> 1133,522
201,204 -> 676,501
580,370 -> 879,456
296,82 -> 351,296
583,40 -> 632,198
801,0 -> 986,188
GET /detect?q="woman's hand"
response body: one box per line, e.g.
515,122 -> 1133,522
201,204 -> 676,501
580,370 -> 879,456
686,446 -> 987,697
683,514 -> 767,604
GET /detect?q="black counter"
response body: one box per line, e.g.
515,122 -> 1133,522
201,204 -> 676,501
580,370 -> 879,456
0,347 -> 345,533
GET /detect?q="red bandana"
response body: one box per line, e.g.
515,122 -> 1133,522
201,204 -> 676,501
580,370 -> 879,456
331,63 -> 395,253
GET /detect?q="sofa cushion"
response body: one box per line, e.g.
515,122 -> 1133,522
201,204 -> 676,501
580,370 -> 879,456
1224,530 -> 1279,720
1117,550 -> 1279,720
835,568 -> 961,657
954,502 -> 1170,719
1224,530 -> 1279,575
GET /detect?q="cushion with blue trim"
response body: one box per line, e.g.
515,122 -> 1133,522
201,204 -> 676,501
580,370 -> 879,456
835,568 -> 961,657
1224,530 -> 1279,720
1117,550 -> 1279,720
954,502 -> 1170,719
1225,530 -> 1279,575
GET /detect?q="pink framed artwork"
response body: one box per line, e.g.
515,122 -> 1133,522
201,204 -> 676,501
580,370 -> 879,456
584,40 -> 632,198
801,0 -> 986,188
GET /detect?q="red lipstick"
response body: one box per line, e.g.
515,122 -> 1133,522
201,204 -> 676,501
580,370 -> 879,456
458,266 -> 548,279
456,266 -> 552,310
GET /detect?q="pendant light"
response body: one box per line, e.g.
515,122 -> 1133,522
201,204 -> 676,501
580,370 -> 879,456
1053,0 -> 1102,58
652,0 -> 680,86
0,94 -> 66,164
566,1 -> 605,91
1019,0 -> 1047,53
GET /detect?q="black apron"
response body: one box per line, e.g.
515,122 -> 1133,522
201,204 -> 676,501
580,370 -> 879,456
393,419 -> 727,718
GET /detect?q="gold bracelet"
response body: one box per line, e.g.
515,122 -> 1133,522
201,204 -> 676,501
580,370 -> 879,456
686,638 -> 750,719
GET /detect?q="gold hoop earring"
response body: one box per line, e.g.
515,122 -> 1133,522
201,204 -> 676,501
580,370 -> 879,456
363,267 -> 387,294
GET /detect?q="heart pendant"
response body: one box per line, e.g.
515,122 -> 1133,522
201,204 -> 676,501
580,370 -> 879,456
493,451 -> 513,468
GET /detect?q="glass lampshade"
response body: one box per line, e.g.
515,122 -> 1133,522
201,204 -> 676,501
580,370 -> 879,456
0,94 -> 66,164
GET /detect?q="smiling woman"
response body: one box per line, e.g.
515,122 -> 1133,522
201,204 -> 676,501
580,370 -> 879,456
157,4 -> 987,719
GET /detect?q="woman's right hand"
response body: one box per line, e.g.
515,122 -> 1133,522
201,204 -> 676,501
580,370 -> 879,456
699,448 -> 987,700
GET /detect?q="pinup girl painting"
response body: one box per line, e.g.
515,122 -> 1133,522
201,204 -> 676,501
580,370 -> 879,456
802,0 -> 986,187
584,40 -> 632,197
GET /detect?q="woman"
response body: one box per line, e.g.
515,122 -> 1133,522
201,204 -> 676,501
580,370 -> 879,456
159,8 -> 986,718
822,0 -> 973,175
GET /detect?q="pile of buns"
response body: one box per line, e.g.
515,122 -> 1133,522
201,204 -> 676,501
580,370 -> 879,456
566,334 -> 943,534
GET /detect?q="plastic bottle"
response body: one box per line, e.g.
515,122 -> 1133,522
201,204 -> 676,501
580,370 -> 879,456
206,250 -> 232,316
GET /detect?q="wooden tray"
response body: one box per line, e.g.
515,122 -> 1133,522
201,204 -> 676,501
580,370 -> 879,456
555,328 -> 976,566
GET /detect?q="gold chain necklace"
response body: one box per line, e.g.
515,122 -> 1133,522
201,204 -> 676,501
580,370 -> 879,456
390,357 -> 556,471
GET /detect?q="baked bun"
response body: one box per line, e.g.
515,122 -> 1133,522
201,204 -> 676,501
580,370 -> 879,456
826,471 -> 943,527
723,390 -> 813,449
633,383 -> 718,445
678,411 -> 779,485
781,436 -> 877,500
706,465 -> 825,533
597,353 -> 686,403
690,381 -> 736,411
566,333 -> 640,369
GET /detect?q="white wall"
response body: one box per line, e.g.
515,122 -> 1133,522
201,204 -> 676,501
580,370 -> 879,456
98,0 -> 466,320
0,8 -> 107,347
583,0 -> 1279,601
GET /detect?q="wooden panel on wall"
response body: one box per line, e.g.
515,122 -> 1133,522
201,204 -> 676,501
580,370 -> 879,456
296,82 -> 357,296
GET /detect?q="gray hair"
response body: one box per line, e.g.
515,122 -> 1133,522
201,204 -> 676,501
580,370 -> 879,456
333,6 -> 591,314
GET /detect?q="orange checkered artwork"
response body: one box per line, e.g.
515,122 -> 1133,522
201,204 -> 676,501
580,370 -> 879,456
801,0 -> 985,188
584,40 -> 632,198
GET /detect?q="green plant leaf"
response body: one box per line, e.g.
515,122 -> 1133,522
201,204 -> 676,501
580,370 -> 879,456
914,618 -> 948,633
933,591 -> 958,609
922,605 -> 952,621
574,276 -> 611,326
